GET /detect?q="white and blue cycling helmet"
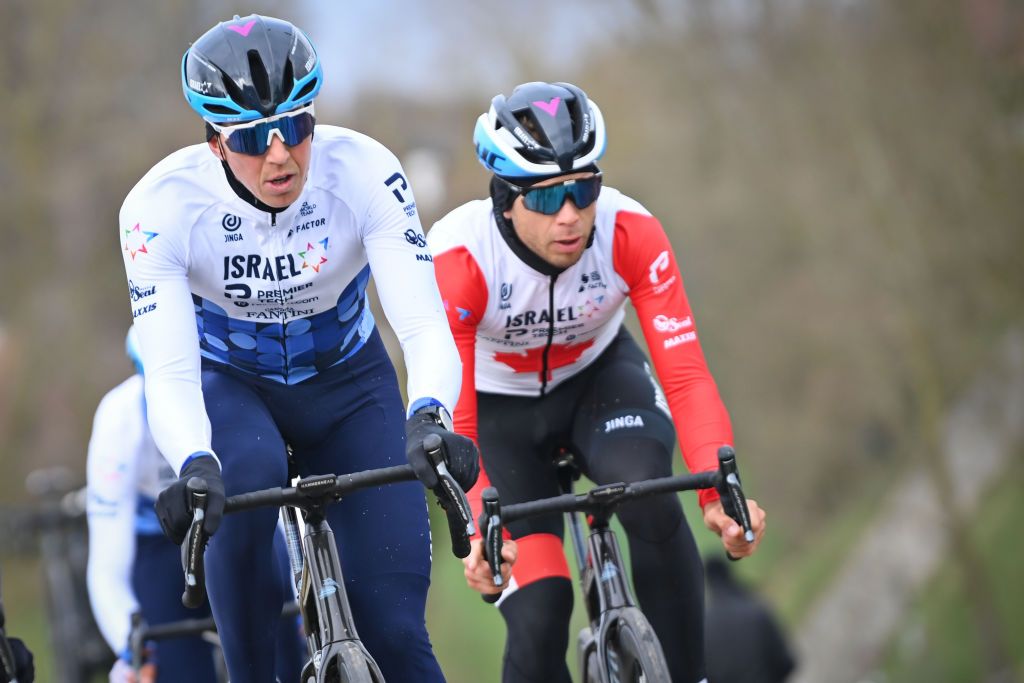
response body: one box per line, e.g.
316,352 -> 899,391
181,14 -> 323,124
125,325 -> 143,376
473,81 -> 606,181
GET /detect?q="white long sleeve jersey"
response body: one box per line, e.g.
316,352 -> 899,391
119,125 -> 461,473
85,374 -> 176,654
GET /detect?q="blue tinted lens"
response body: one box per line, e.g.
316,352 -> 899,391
223,112 -> 316,155
522,176 -> 603,215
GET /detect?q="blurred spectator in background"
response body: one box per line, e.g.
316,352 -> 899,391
705,555 -> 796,683
86,326 -> 304,682
86,326 -> 220,682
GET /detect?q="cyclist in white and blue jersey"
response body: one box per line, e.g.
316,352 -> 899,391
86,327 -> 305,682
118,15 -> 478,683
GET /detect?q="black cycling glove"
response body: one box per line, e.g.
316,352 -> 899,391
155,456 -> 225,545
7,637 -> 34,682
405,410 -> 480,493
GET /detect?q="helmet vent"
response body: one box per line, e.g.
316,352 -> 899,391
204,103 -> 239,116
515,112 -> 549,146
247,50 -> 271,103
281,58 -> 295,99
294,77 -> 318,102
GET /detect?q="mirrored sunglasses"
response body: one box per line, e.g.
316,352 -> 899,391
209,105 -> 316,156
505,174 -> 603,215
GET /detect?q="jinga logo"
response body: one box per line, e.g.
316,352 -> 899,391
500,282 -> 513,301
604,415 -> 645,433
652,315 -> 692,333
222,214 -> 242,232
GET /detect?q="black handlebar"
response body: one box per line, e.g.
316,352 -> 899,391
177,441 -> 476,608
479,445 -> 755,594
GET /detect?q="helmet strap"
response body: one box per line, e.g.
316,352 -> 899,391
216,140 -> 289,217
489,176 -> 595,277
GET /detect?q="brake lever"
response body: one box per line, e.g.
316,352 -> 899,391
424,434 -> 474,558
129,611 -> 147,674
181,478 -> 209,608
716,446 -> 754,561
479,487 -> 504,604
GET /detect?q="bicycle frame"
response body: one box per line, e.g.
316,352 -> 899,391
480,445 -> 753,683
180,436 -> 472,682
291,498 -> 384,681
558,460 -> 661,683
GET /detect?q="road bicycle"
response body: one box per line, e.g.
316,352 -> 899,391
479,445 -> 754,683
180,434 -> 473,683
128,603 -> 302,681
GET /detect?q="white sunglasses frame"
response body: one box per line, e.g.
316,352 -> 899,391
208,103 -> 316,148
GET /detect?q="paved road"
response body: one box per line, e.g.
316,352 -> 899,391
791,332 -> 1024,683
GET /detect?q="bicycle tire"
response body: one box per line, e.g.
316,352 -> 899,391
320,640 -> 384,683
603,608 -> 671,683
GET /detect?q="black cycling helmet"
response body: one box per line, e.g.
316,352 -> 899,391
182,14 -> 323,124
474,81 -> 606,181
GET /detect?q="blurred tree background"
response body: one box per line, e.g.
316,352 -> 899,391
1,0 -> 1022,681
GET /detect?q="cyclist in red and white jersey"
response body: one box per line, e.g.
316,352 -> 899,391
428,81 -> 767,683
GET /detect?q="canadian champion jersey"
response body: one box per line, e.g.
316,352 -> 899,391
120,125 -> 461,472
429,187 -> 733,502
85,373 -> 177,653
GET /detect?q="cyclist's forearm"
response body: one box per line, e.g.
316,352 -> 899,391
86,513 -> 140,653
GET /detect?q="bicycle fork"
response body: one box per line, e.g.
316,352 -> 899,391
297,519 -> 383,680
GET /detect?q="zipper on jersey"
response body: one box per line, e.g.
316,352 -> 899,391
539,274 -> 558,396
268,211 -> 290,377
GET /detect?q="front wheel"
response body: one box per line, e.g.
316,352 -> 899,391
603,608 -> 671,683
318,640 -> 385,683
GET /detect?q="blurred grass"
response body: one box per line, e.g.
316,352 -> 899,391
880,452 -> 1024,683
3,556 -> 54,683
